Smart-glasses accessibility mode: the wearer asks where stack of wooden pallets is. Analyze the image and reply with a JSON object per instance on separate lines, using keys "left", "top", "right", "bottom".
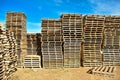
{"left": 4, "top": 29, "right": 17, "bottom": 77}
{"left": 61, "top": 14, "right": 83, "bottom": 68}
{"left": 83, "top": 15, "right": 105, "bottom": 67}
{"left": 41, "top": 19, "right": 63, "bottom": 68}
{"left": 0, "top": 28, "right": 17, "bottom": 80}
{"left": 27, "top": 33, "right": 41, "bottom": 55}
{"left": 103, "top": 16, "right": 120, "bottom": 66}
{"left": 0, "top": 57, "right": 4, "bottom": 80}
{"left": 0, "top": 29, "right": 5, "bottom": 80}
{"left": 23, "top": 33, "right": 41, "bottom": 68}
{"left": 6, "top": 12, "right": 27, "bottom": 67}
{"left": 23, "top": 55, "right": 41, "bottom": 68}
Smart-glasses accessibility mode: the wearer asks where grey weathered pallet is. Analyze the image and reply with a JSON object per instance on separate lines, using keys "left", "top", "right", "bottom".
{"left": 83, "top": 15, "right": 105, "bottom": 67}
{"left": 92, "top": 66, "right": 116, "bottom": 78}
{"left": 103, "top": 25, "right": 120, "bottom": 66}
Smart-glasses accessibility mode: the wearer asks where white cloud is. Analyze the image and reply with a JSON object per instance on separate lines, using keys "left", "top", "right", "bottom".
{"left": 27, "top": 22, "right": 41, "bottom": 33}
{"left": 53, "top": 0, "right": 63, "bottom": 6}
{"left": 89, "top": 0, "right": 120, "bottom": 15}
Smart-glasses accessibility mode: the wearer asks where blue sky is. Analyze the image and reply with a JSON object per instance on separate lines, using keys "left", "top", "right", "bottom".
{"left": 0, "top": 0, "right": 120, "bottom": 33}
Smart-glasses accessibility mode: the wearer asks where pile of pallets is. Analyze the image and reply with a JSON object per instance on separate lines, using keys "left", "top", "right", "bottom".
{"left": 83, "top": 15, "right": 105, "bottom": 67}
{"left": 92, "top": 66, "right": 116, "bottom": 78}
{"left": 103, "top": 16, "right": 120, "bottom": 66}
{"left": 0, "top": 29, "right": 5, "bottom": 80}
{"left": 41, "top": 19, "right": 63, "bottom": 68}
{"left": 0, "top": 28, "right": 17, "bottom": 80}
{"left": 27, "top": 33, "right": 41, "bottom": 55}
{"left": 4, "top": 29, "right": 17, "bottom": 77}
{"left": 6, "top": 12, "right": 27, "bottom": 67}
{"left": 0, "top": 57, "right": 4, "bottom": 80}
{"left": 61, "top": 14, "right": 82, "bottom": 68}
{"left": 23, "top": 55, "right": 41, "bottom": 68}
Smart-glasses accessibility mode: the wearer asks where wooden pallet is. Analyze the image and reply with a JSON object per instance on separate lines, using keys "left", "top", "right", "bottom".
{"left": 42, "top": 54, "right": 63, "bottom": 68}
{"left": 0, "top": 58, "right": 4, "bottom": 80}
{"left": 103, "top": 62, "right": 120, "bottom": 66}
{"left": 23, "top": 55, "right": 41, "bottom": 68}
{"left": 92, "top": 66, "right": 116, "bottom": 78}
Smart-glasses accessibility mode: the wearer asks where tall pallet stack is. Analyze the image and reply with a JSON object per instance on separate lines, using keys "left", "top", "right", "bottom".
{"left": 61, "top": 14, "right": 82, "bottom": 68}
{"left": 103, "top": 16, "right": 120, "bottom": 66}
{"left": 6, "top": 12, "right": 27, "bottom": 67}
{"left": 41, "top": 19, "right": 63, "bottom": 68}
{"left": 4, "top": 29, "right": 17, "bottom": 77}
{"left": 0, "top": 28, "right": 17, "bottom": 80}
{"left": 27, "top": 33, "right": 41, "bottom": 55}
{"left": 83, "top": 15, "right": 105, "bottom": 67}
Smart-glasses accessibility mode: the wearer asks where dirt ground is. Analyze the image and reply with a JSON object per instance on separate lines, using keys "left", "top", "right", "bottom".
{"left": 9, "top": 67, "right": 120, "bottom": 80}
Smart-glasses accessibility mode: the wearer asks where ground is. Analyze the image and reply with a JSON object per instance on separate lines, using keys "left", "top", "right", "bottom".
{"left": 9, "top": 67, "right": 120, "bottom": 80}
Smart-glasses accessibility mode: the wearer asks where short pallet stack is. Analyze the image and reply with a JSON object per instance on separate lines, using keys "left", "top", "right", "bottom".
{"left": 61, "top": 14, "right": 83, "bottom": 68}
{"left": 41, "top": 19, "right": 63, "bottom": 68}
{"left": 27, "top": 33, "right": 41, "bottom": 55}
{"left": 23, "top": 55, "right": 41, "bottom": 68}
{"left": 0, "top": 28, "right": 17, "bottom": 80}
{"left": 83, "top": 15, "right": 105, "bottom": 67}
{"left": 103, "top": 16, "right": 120, "bottom": 66}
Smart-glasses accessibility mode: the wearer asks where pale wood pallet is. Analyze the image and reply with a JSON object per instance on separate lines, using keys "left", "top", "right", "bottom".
{"left": 23, "top": 55, "right": 41, "bottom": 68}
{"left": 92, "top": 66, "right": 116, "bottom": 78}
